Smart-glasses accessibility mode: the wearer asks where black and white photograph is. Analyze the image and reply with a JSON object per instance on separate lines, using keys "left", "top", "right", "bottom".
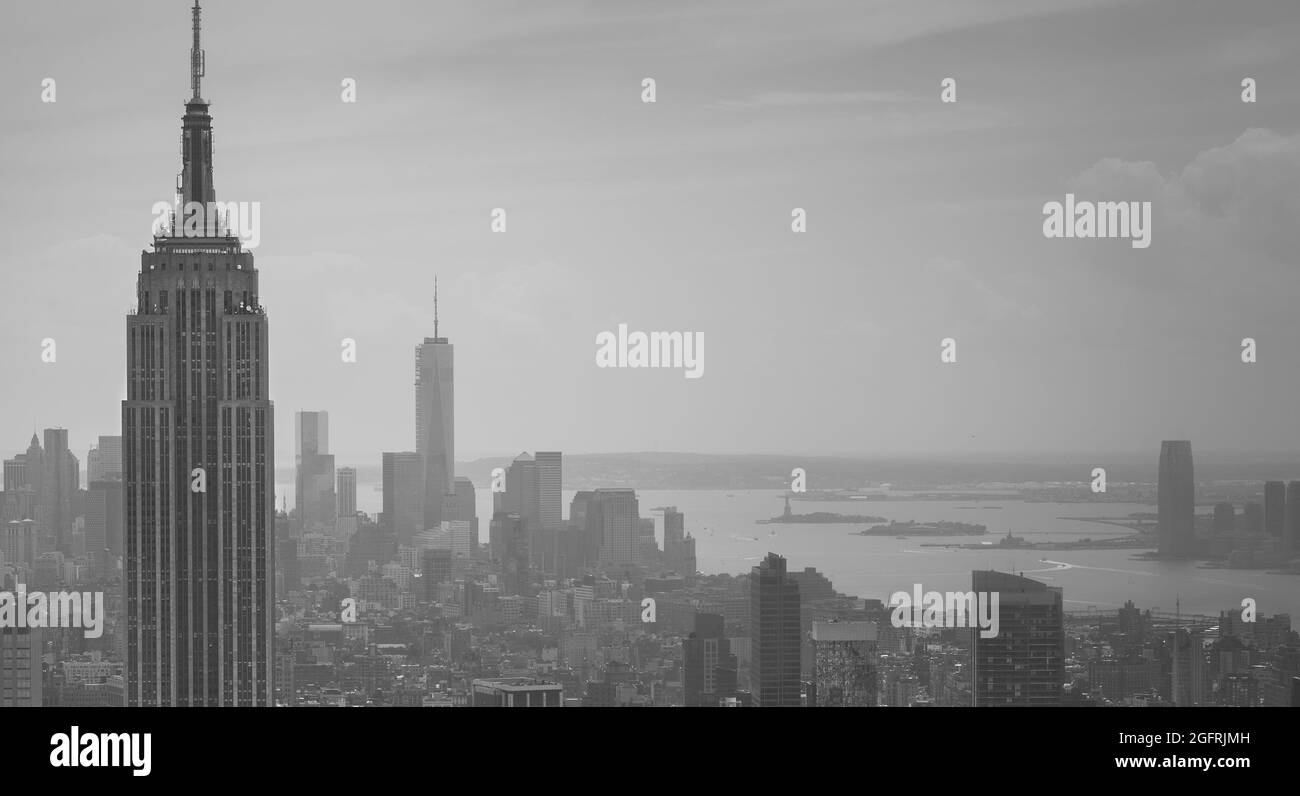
{"left": 0, "top": 0, "right": 1297, "bottom": 782}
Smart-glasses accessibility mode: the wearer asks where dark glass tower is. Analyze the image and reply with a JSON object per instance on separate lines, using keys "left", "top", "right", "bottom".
{"left": 972, "top": 570, "right": 1064, "bottom": 706}
{"left": 1157, "top": 440, "right": 1194, "bottom": 557}
{"left": 123, "top": 1, "right": 274, "bottom": 706}
{"left": 750, "top": 552, "right": 802, "bottom": 706}
{"left": 1286, "top": 481, "right": 1300, "bottom": 552}
{"left": 1263, "top": 481, "right": 1285, "bottom": 539}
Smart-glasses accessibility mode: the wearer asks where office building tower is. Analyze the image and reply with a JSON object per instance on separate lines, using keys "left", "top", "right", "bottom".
{"left": 592, "top": 489, "right": 639, "bottom": 567}
{"left": 123, "top": 2, "right": 275, "bottom": 705}
{"left": 3, "top": 449, "right": 31, "bottom": 492}
{"left": 294, "top": 411, "right": 335, "bottom": 534}
{"left": 664, "top": 507, "right": 684, "bottom": 566}
{"left": 412, "top": 523, "right": 468, "bottom": 559}
{"left": 1170, "top": 627, "right": 1207, "bottom": 706}
{"left": 451, "top": 477, "right": 476, "bottom": 521}
{"left": 492, "top": 512, "right": 528, "bottom": 595}
{"left": 811, "top": 621, "right": 878, "bottom": 707}
{"left": 684, "top": 612, "right": 738, "bottom": 707}
{"left": 751, "top": 552, "right": 802, "bottom": 707}
{"left": 87, "top": 436, "right": 123, "bottom": 483}
{"left": 534, "top": 452, "right": 562, "bottom": 530}
{"left": 1157, "top": 441, "right": 1194, "bottom": 557}
{"left": 382, "top": 452, "right": 424, "bottom": 543}
{"left": 334, "top": 467, "right": 358, "bottom": 540}
{"left": 85, "top": 480, "right": 125, "bottom": 571}
{"left": 39, "top": 428, "right": 77, "bottom": 555}
{"left": 971, "top": 570, "right": 1064, "bottom": 706}
{"left": 635, "top": 517, "right": 657, "bottom": 564}
{"left": 790, "top": 567, "right": 837, "bottom": 602}
{"left": 569, "top": 490, "right": 600, "bottom": 567}
{"left": 1263, "top": 481, "right": 1286, "bottom": 539}
{"left": 337, "top": 466, "right": 357, "bottom": 517}
{"left": 347, "top": 521, "right": 398, "bottom": 577}
{"left": 1286, "top": 482, "right": 1300, "bottom": 552}
{"left": 422, "top": 548, "right": 453, "bottom": 595}
{"left": 0, "top": 626, "right": 43, "bottom": 707}
{"left": 663, "top": 507, "right": 698, "bottom": 576}
{"left": 1, "top": 520, "right": 35, "bottom": 571}
{"left": 680, "top": 532, "right": 697, "bottom": 576}
{"left": 415, "top": 278, "right": 454, "bottom": 528}
{"left": 505, "top": 452, "right": 540, "bottom": 529}
{"left": 3, "top": 437, "right": 42, "bottom": 526}
{"left": 1213, "top": 502, "right": 1235, "bottom": 534}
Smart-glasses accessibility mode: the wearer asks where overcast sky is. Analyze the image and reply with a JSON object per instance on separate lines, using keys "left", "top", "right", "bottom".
{"left": 2, "top": 0, "right": 1299, "bottom": 468}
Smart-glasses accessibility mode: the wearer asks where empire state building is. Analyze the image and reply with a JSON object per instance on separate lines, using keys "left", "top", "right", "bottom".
{"left": 123, "top": 1, "right": 274, "bottom": 706}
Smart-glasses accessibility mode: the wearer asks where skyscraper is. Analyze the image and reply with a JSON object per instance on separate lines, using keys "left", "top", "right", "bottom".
{"left": 450, "top": 476, "right": 477, "bottom": 533}
{"left": 534, "top": 451, "right": 562, "bottom": 530}
{"left": 85, "top": 479, "right": 124, "bottom": 572}
{"left": 493, "top": 512, "right": 528, "bottom": 595}
{"left": 294, "top": 411, "right": 335, "bottom": 534}
{"left": 750, "top": 552, "right": 802, "bottom": 707}
{"left": 87, "top": 435, "right": 123, "bottom": 483}
{"left": 337, "top": 466, "right": 357, "bottom": 518}
{"left": 663, "top": 507, "right": 698, "bottom": 576}
{"left": 0, "top": 626, "right": 42, "bottom": 707}
{"left": 3, "top": 435, "right": 41, "bottom": 525}
{"left": 971, "top": 570, "right": 1064, "bottom": 706}
{"left": 505, "top": 452, "right": 540, "bottom": 529}
{"left": 382, "top": 452, "right": 424, "bottom": 543}
{"left": 123, "top": 2, "right": 274, "bottom": 706}
{"left": 811, "top": 620, "right": 878, "bottom": 707}
{"left": 39, "top": 428, "right": 77, "bottom": 555}
{"left": 1263, "top": 481, "right": 1285, "bottom": 539}
{"left": 592, "top": 488, "right": 639, "bottom": 567}
{"left": 1285, "top": 482, "right": 1300, "bottom": 552}
{"left": 684, "top": 612, "right": 738, "bottom": 707}
{"left": 1157, "top": 440, "right": 1194, "bottom": 557}
{"left": 416, "top": 278, "right": 454, "bottom": 528}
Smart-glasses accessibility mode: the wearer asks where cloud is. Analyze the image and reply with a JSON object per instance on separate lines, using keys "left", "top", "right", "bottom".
{"left": 1070, "top": 128, "right": 1300, "bottom": 269}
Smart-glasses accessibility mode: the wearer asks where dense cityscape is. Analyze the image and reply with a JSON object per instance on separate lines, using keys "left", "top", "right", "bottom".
{"left": 1, "top": 3, "right": 1297, "bottom": 723}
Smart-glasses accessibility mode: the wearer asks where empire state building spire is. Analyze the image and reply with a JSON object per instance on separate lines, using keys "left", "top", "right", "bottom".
{"left": 190, "top": 0, "right": 205, "bottom": 101}
{"left": 179, "top": 0, "right": 216, "bottom": 223}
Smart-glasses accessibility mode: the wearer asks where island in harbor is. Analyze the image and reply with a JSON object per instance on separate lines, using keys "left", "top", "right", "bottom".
{"left": 757, "top": 496, "right": 887, "bottom": 525}
{"left": 854, "top": 519, "right": 988, "bottom": 537}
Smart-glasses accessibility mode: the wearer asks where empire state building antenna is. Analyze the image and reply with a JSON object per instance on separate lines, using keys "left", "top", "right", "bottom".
{"left": 190, "top": 1, "right": 205, "bottom": 101}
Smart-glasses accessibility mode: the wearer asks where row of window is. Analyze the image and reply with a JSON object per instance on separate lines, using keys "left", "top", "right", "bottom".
{"left": 147, "top": 261, "right": 244, "bottom": 271}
